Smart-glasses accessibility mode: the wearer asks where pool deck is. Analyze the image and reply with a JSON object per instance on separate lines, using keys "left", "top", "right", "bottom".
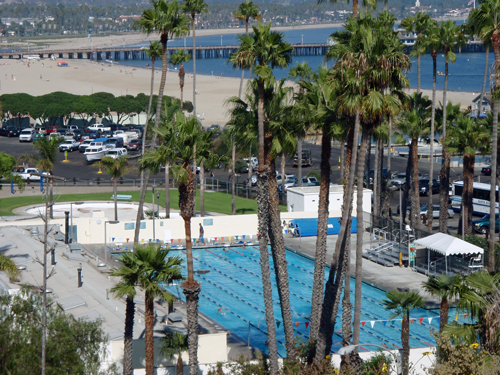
{"left": 284, "top": 231, "right": 438, "bottom": 304}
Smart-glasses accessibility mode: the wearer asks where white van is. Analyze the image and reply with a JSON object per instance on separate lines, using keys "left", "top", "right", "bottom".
{"left": 19, "top": 128, "right": 35, "bottom": 142}
{"left": 106, "top": 148, "right": 128, "bottom": 159}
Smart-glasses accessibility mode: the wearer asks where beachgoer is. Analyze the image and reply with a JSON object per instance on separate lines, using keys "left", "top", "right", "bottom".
{"left": 199, "top": 223, "right": 204, "bottom": 240}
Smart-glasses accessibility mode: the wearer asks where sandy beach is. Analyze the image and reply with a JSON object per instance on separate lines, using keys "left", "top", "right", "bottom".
{"left": 0, "top": 54, "right": 477, "bottom": 127}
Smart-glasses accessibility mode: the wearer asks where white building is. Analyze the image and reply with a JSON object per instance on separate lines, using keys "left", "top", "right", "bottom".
{"left": 286, "top": 184, "right": 372, "bottom": 214}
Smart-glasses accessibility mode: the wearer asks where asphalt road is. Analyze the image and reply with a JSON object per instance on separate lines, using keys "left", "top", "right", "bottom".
{"left": 0, "top": 135, "right": 492, "bottom": 235}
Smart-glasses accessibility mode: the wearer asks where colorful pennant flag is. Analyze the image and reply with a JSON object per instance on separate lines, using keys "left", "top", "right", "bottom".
{"left": 370, "top": 321, "right": 375, "bottom": 328}
{"left": 419, "top": 318, "right": 424, "bottom": 324}
{"left": 362, "top": 321, "right": 366, "bottom": 327}
{"left": 305, "top": 322, "right": 309, "bottom": 329}
{"left": 410, "top": 318, "right": 415, "bottom": 324}
{"left": 277, "top": 321, "right": 281, "bottom": 328}
{"left": 295, "top": 322, "right": 299, "bottom": 328}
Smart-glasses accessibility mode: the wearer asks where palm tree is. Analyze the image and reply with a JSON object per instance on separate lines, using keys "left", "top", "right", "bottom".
{"left": 229, "top": 22, "right": 292, "bottom": 372}
{"left": 401, "top": 12, "right": 432, "bottom": 94}
{"left": 234, "top": 0, "right": 261, "bottom": 98}
{"left": 470, "top": 0, "right": 500, "bottom": 271}
{"left": 170, "top": 49, "right": 191, "bottom": 109}
{"left": 382, "top": 291, "right": 424, "bottom": 375}
{"left": 33, "top": 136, "right": 62, "bottom": 219}
{"left": 110, "top": 252, "right": 140, "bottom": 375}
{"left": 160, "top": 330, "right": 189, "bottom": 375}
{"left": 143, "top": 40, "right": 162, "bottom": 150}
{"left": 134, "top": 0, "right": 190, "bottom": 244}
{"left": 447, "top": 115, "right": 490, "bottom": 235}
{"left": 395, "top": 93, "right": 432, "bottom": 229}
{"left": 133, "top": 244, "right": 183, "bottom": 375}
{"left": 227, "top": 77, "right": 298, "bottom": 358}
{"left": 153, "top": 112, "right": 217, "bottom": 375}
{"left": 444, "top": 271, "right": 500, "bottom": 353}
{"left": 422, "top": 274, "right": 461, "bottom": 332}
{"left": 97, "top": 156, "right": 130, "bottom": 221}
{"left": 289, "top": 62, "right": 313, "bottom": 188}
{"left": 183, "top": 0, "right": 207, "bottom": 116}
{"left": 316, "top": 12, "right": 410, "bottom": 360}
{"left": 438, "top": 20, "right": 464, "bottom": 232}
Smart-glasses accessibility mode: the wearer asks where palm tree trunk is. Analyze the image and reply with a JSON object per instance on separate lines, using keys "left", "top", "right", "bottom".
{"left": 192, "top": 16, "right": 197, "bottom": 116}
{"left": 463, "top": 154, "right": 474, "bottom": 235}
{"left": 238, "top": 20, "right": 249, "bottom": 98}
{"left": 140, "top": 59, "right": 155, "bottom": 191}
{"left": 134, "top": 172, "right": 149, "bottom": 243}
{"left": 165, "top": 163, "right": 170, "bottom": 218}
{"left": 123, "top": 297, "right": 135, "bottom": 375}
{"left": 248, "top": 146, "right": 253, "bottom": 199}
{"left": 193, "top": 145, "right": 197, "bottom": 217}
{"left": 179, "top": 165, "right": 200, "bottom": 375}
{"left": 492, "top": 34, "right": 500, "bottom": 272}
{"left": 387, "top": 116, "right": 392, "bottom": 173}
{"left": 352, "top": 0, "right": 358, "bottom": 18}
{"left": 402, "top": 316, "right": 410, "bottom": 375}
{"left": 340, "top": 139, "right": 345, "bottom": 183}
{"left": 257, "top": 169, "right": 279, "bottom": 373}
{"left": 177, "top": 355, "right": 184, "bottom": 375}
{"left": 114, "top": 177, "right": 118, "bottom": 221}
{"left": 490, "top": 99, "right": 499, "bottom": 272}
{"left": 417, "top": 53, "right": 421, "bottom": 94}
{"left": 281, "top": 153, "right": 285, "bottom": 195}
{"left": 315, "top": 114, "right": 359, "bottom": 361}
{"left": 439, "top": 56, "right": 450, "bottom": 232}
{"left": 353, "top": 126, "right": 369, "bottom": 346}
{"left": 200, "top": 162, "right": 205, "bottom": 217}
{"left": 410, "top": 137, "right": 421, "bottom": 229}
{"left": 310, "top": 125, "right": 331, "bottom": 341}
{"left": 267, "top": 158, "right": 295, "bottom": 359}
{"left": 477, "top": 45, "right": 489, "bottom": 119}
{"left": 298, "top": 139, "right": 303, "bottom": 186}
{"left": 135, "top": 37, "right": 167, "bottom": 243}
{"left": 145, "top": 292, "right": 155, "bottom": 375}
{"left": 439, "top": 297, "right": 449, "bottom": 333}
{"left": 256, "top": 78, "right": 279, "bottom": 373}
{"left": 373, "top": 139, "right": 381, "bottom": 218}
{"left": 402, "top": 146, "right": 412, "bottom": 225}
{"left": 429, "top": 53, "right": 437, "bottom": 231}
{"left": 232, "top": 142, "right": 236, "bottom": 215}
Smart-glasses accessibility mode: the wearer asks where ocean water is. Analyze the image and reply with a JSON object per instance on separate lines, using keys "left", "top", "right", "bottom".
{"left": 118, "top": 26, "right": 493, "bottom": 93}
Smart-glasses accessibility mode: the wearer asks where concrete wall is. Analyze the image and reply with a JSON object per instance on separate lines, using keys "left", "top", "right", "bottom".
{"left": 106, "top": 332, "right": 227, "bottom": 374}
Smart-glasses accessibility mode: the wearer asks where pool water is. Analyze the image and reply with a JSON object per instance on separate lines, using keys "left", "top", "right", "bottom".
{"left": 162, "top": 246, "right": 446, "bottom": 357}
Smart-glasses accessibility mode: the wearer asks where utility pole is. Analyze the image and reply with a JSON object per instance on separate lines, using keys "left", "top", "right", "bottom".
{"left": 31, "top": 172, "right": 65, "bottom": 375}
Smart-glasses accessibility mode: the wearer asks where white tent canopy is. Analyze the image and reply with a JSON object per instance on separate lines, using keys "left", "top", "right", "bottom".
{"left": 414, "top": 233, "right": 483, "bottom": 275}
{"left": 414, "top": 233, "right": 483, "bottom": 256}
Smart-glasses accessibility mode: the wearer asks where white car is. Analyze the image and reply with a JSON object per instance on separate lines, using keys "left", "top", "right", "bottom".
{"left": 79, "top": 139, "right": 93, "bottom": 153}
{"left": 59, "top": 140, "right": 80, "bottom": 152}
{"left": 11, "top": 166, "right": 49, "bottom": 181}
{"left": 19, "top": 128, "right": 35, "bottom": 142}
{"left": 105, "top": 148, "right": 128, "bottom": 159}
{"left": 420, "top": 205, "right": 455, "bottom": 219}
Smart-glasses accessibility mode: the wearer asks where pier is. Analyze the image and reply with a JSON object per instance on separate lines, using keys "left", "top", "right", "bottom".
{"left": 0, "top": 43, "right": 330, "bottom": 61}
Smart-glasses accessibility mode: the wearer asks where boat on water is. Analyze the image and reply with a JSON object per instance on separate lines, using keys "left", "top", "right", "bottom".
{"left": 84, "top": 146, "right": 107, "bottom": 163}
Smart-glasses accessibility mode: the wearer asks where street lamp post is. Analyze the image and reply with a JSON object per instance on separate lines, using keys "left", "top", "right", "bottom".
{"left": 104, "top": 220, "right": 119, "bottom": 263}
{"left": 70, "top": 201, "right": 84, "bottom": 243}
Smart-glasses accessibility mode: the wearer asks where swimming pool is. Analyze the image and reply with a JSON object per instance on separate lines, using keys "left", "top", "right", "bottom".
{"left": 162, "top": 246, "right": 444, "bottom": 357}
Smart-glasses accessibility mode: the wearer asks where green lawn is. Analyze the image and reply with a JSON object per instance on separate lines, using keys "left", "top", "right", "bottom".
{"left": 0, "top": 189, "right": 286, "bottom": 216}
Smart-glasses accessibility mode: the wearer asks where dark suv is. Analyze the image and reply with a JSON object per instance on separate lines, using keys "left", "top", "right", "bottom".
{"left": 0, "top": 126, "right": 20, "bottom": 137}
{"left": 418, "top": 178, "right": 439, "bottom": 196}
{"left": 127, "top": 139, "right": 143, "bottom": 151}
{"left": 473, "top": 214, "right": 500, "bottom": 234}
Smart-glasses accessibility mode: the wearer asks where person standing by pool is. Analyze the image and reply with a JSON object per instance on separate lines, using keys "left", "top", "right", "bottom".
{"left": 199, "top": 223, "right": 204, "bottom": 243}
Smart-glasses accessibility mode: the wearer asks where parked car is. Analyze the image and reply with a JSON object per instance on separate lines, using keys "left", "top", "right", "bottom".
{"left": 79, "top": 139, "right": 94, "bottom": 153}
{"left": 418, "top": 178, "right": 439, "bottom": 196}
{"left": 127, "top": 138, "right": 143, "bottom": 151}
{"left": 33, "top": 133, "right": 45, "bottom": 141}
{"left": 473, "top": 214, "right": 500, "bottom": 234}
{"left": 105, "top": 148, "right": 128, "bottom": 159}
{"left": 11, "top": 166, "right": 49, "bottom": 181}
{"left": 207, "top": 124, "right": 220, "bottom": 132}
{"left": 0, "top": 126, "right": 20, "bottom": 137}
{"left": 419, "top": 205, "right": 454, "bottom": 219}
{"left": 19, "top": 128, "right": 35, "bottom": 142}
{"left": 59, "top": 139, "right": 80, "bottom": 152}
{"left": 45, "top": 126, "right": 59, "bottom": 135}
{"left": 107, "top": 137, "right": 125, "bottom": 149}
{"left": 100, "top": 130, "right": 113, "bottom": 138}
{"left": 390, "top": 172, "right": 423, "bottom": 190}
{"left": 35, "top": 126, "right": 47, "bottom": 135}
{"left": 245, "top": 174, "right": 258, "bottom": 186}
{"left": 276, "top": 174, "right": 295, "bottom": 184}
{"left": 49, "top": 132, "right": 63, "bottom": 141}
{"left": 481, "top": 165, "right": 492, "bottom": 176}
